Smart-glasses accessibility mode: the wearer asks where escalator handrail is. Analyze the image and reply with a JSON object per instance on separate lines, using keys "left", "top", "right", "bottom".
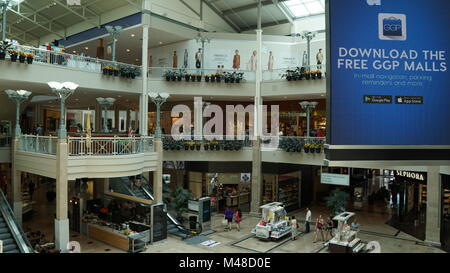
{"left": 139, "top": 183, "right": 186, "bottom": 233}
{"left": 0, "top": 189, "right": 32, "bottom": 253}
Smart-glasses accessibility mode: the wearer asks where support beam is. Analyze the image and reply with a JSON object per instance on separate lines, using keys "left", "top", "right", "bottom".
{"left": 7, "top": 7, "right": 64, "bottom": 38}
{"left": 179, "top": 0, "right": 200, "bottom": 18}
{"left": 203, "top": 0, "right": 241, "bottom": 33}
{"left": 425, "top": 166, "right": 442, "bottom": 246}
{"left": 273, "top": 0, "right": 293, "bottom": 24}
{"left": 222, "top": 0, "right": 288, "bottom": 16}
{"left": 52, "top": 0, "right": 100, "bottom": 28}
{"left": 240, "top": 19, "right": 290, "bottom": 32}
{"left": 55, "top": 139, "right": 69, "bottom": 252}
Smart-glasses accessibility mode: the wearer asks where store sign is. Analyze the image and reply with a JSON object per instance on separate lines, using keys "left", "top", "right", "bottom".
{"left": 321, "top": 173, "right": 350, "bottom": 186}
{"left": 394, "top": 170, "right": 426, "bottom": 181}
{"left": 328, "top": 0, "right": 450, "bottom": 146}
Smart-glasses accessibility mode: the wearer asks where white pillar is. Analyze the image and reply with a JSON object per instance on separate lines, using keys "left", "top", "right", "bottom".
{"left": 55, "top": 139, "right": 69, "bottom": 252}
{"left": 194, "top": 97, "right": 203, "bottom": 139}
{"left": 140, "top": 0, "right": 151, "bottom": 136}
{"left": 425, "top": 166, "right": 442, "bottom": 246}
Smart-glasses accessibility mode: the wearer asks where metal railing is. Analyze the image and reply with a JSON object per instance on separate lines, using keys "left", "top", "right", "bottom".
{"left": 7, "top": 44, "right": 141, "bottom": 76}
{"left": 162, "top": 134, "right": 253, "bottom": 151}
{"left": 263, "top": 64, "right": 327, "bottom": 82}
{"left": 68, "top": 136, "right": 154, "bottom": 156}
{"left": 0, "top": 135, "right": 11, "bottom": 148}
{"left": 274, "top": 136, "right": 326, "bottom": 153}
{"left": 18, "top": 135, "right": 58, "bottom": 155}
{"left": 149, "top": 67, "right": 256, "bottom": 82}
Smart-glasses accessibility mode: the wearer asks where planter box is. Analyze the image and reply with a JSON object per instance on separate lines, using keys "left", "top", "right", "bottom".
{"left": 0, "top": 52, "right": 5, "bottom": 60}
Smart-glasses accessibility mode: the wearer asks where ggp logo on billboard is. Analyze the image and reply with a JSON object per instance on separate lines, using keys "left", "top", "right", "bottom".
{"left": 378, "top": 13, "right": 407, "bottom": 41}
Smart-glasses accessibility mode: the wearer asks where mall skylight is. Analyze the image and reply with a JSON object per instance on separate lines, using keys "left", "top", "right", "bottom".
{"left": 283, "top": 0, "right": 325, "bottom": 18}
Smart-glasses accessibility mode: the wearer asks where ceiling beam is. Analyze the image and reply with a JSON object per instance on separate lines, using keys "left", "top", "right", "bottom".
{"left": 203, "top": 0, "right": 241, "bottom": 33}
{"left": 222, "top": 0, "right": 288, "bottom": 16}
{"left": 240, "top": 19, "right": 290, "bottom": 32}
{"left": 273, "top": 0, "right": 293, "bottom": 24}
{"left": 7, "top": 7, "right": 65, "bottom": 38}
{"left": 179, "top": 0, "right": 200, "bottom": 18}
{"left": 52, "top": 0, "right": 100, "bottom": 28}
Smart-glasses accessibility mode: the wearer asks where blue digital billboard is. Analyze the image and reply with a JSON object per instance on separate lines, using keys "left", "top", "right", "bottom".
{"left": 328, "top": 0, "right": 450, "bottom": 146}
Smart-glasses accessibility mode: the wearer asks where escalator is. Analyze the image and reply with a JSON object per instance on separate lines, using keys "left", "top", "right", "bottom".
{"left": 0, "top": 190, "right": 33, "bottom": 253}
{"left": 109, "top": 177, "right": 189, "bottom": 239}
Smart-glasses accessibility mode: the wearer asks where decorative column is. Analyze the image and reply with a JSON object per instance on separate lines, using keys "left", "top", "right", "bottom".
{"left": 96, "top": 97, "right": 116, "bottom": 133}
{"left": 47, "top": 82, "right": 78, "bottom": 139}
{"left": 149, "top": 92, "right": 170, "bottom": 203}
{"left": 250, "top": 0, "right": 263, "bottom": 215}
{"left": 4, "top": 89, "right": 32, "bottom": 224}
{"left": 300, "top": 101, "right": 318, "bottom": 137}
{"left": 140, "top": 0, "right": 151, "bottom": 136}
{"left": 105, "top": 25, "right": 123, "bottom": 62}
{"left": 425, "top": 166, "right": 442, "bottom": 246}
{"left": 47, "top": 82, "right": 77, "bottom": 253}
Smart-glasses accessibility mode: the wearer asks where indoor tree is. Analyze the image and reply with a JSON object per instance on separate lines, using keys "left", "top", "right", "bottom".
{"left": 170, "top": 186, "right": 194, "bottom": 222}
{"left": 325, "top": 188, "right": 350, "bottom": 216}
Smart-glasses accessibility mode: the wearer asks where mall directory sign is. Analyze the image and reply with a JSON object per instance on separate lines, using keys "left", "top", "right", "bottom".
{"left": 326, "top": 0, "right": 450, "bottom": 161}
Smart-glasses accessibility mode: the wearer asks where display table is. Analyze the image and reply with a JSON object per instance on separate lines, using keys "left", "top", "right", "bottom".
{"left": 87, "top": 223, "right": 130, "bottom": 251}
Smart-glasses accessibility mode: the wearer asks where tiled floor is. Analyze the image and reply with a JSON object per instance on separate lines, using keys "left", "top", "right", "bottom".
{"left": 21, "top": 186, "right": 446, "bottom": 253}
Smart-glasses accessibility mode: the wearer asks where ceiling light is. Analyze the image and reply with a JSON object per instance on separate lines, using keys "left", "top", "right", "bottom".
{"left": 159, "top": 41, "right": 163, "bottom": 45}
{"left": 131, "top": 34, "right": 135, "bottom": 37}
{"left": 85, "top": 47, "right": 89, "bottom": 50}
{"left": 126, "top": 49, "right": 131, "bottom": 53}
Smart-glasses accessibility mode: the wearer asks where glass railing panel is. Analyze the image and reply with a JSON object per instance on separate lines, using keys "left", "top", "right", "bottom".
{"left": 0, "top": 135, "right": 11, "bottom": 148}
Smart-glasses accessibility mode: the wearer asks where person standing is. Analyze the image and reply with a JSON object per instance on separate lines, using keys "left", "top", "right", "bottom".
{"left": 36, "top": 124, "right": 44, "bottom": 136}
{"left": 290, "top": 216, "right": 298, "bottom": 241}
{"left": 224, "top": 207, "right": 233, "bottom": 231}
{"left": 305, "top": 207, "right": 312, "bottom": 233}
{"left": 234, "top": 208, "right": 242, "bottom": 231}
{"left": 326, "top": 216, "right": 334, "bottom": 241}
{"left": 313, "top": 215, "right": 325, "bottom": 243}
{"left": 316, "top": 49, "right": 324, "bottom": 70}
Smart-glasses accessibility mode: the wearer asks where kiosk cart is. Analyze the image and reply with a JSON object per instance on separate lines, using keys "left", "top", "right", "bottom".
{"left": 251, "top": 202, "right": 291, "bottom": 240}
{"left": 328, "top": 212, "right": 366, "bottom": 253}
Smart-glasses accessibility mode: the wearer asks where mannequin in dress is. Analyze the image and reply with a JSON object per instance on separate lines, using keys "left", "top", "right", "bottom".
{"left": 302, "top": 50, "right": 308, "bottom": 67}
{"left": 195, "top": 48, "right": 202, "bottom": 69}
{"left": 172, "top": 51, "right": 178, "bottom": 68}
{"left": 268, "top": 51, "right": 274, "bottom": 71}
{"left": 248, "top": 50, "right": 257, "bottom": 71}
{"left": 233, "top": 50, "right": 241, "bottom": 70}
{"left": 183, "top": 49, "right": 188, "bottom": 68}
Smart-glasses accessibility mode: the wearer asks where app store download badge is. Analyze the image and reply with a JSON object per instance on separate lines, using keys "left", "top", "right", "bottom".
{"left": 379, "top": 13, "right": 407, "bottom": 41}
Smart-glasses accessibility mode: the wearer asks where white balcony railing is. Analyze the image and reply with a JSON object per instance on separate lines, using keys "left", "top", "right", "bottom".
{"left": 0, "top": 135, "right": 11, "bottom": 148}
{"left": 263, "top": 64, "right": 327, "bottom": 82}
{"left": 8, "top": 44, "right": 141, "bottom": 76}
{"left": 18, "top": 135, "right": 58, "bottom": 155}
{"left": 68, "top": 136, "right": 154, "bottom": 156}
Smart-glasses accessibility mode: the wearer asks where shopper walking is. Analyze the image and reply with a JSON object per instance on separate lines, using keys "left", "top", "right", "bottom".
{"left": 234, "top": 208, "right": 242, "bottom": 231}
{"left": 290, "top": 216, "right": 298, "bottom": 241}
{"left": 313, "top": 215, "right": 325, "bottom": 243}
{"left": 224, "top": 207, "right": 233, "bottom": 231}
{"left": 326, "top": 216, "right": 334, "bottom": 241}
{"left": 305, "top": 208, "right": 312, "bottom": 233}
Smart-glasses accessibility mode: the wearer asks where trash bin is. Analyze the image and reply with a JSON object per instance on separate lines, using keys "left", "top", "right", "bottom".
{"left": 189, "top": 216, "right": 197, "bottom": 230}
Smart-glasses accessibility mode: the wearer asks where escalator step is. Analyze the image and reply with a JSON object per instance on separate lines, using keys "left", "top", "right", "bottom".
{"left": 5, "top": 249, "right": 20, "bottom": 254}
{"left": 0, "top": 228, "right": 9, "bottom": 233}
{"left": 0, "top": 233, "right": 13, "bottom": 240}
{"left": 3, "top": 244, "right": 18, "bottom": 252}
{"left": 3, "top": 238, "right": 14, "bottom": 245}
{"left": 0, "top": 222, "right": 6, "bottom": 228}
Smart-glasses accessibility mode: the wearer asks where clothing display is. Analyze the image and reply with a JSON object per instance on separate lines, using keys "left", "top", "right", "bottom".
{"left": 302, "top": 51, "right": 308, "bottom": 66}
{"left": 247, "top": 51, "right": 257, "bottom": 71}
{"left": 195, "top": 50, "right": 202, "bottom": 69}
{"left": 316, "top": 51, "right": 324, "bottom": 69}
{"left": 172, "top": 52, "right": 178, "bottom": 68}
{"left": 183, "top": 49, "right": 188, "bottom": 68}
{"left": 268, "top": 52, "right": 274, "bottom": 71}
{"left": 233, "top": 52, "right": 240, "bottom": 69}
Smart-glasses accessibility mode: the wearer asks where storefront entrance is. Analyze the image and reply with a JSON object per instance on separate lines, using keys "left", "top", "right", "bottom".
{"left": 442, "top": 174, "right": 450, "bottom": 251}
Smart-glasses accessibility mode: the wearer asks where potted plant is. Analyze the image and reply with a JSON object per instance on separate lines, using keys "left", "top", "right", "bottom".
{"left": 282, "top": 69, "right": 295, "bottom": 81}
{"left": 215, "top": 74, "right": 221, "bottom": 83}
{"left": 196, "top": 74, "right": 202, "bottom": 82}
{"left": 0, "top": 40, "right": 12, "bottom": 60}
{"left": 311, "top": 70, "right": 317, "bottom": 80}
{"left": 305, "top": 71, "right": 311, "bottom": 80}
{"left": 170, "top": 187, "right": 194, "bottom": 222}
{"left": 19, "top": 52, "right": 27, "bottom": 63}
{"left": 235, "top": 72, "right": 244, "bottom": 83}
{"left": 26, "top": 53, "right": 34, "bottom": 64}
{"left": 325, "top": 189, "right": 350, "bottom": 217}
{"left": 205, "top": 75, "right": 210, "bottom": 82}
{"left": 304, "top": 143, "right": 311, "bottom": 153}
{"left": 185, "top": 73, "right": 191, "bottom": 81}
{"left": 190, "top": 74, "right": 196, "bottom": 82}
{"left": 315, "top": 144, "right": 323, "bottom": 153}
{"left": 183, "top": 141, "right": 190, "bottom": 150}
{"left": 8, "top": 50, "right": 18, "bottom": 62}
{"left": 316, "top": 70, "right": 322, "bottom": 79}
{"left": 113, "top": 67, "right": 120, "bottom": 76}
{"left": 204, "top": 142, "right": 210, "bottom": 150}
{"left": 162, "top": 70, "right": 173, "bottom": 81}
{"left": 195, "top": 141, "right": 201, "bottom": 151}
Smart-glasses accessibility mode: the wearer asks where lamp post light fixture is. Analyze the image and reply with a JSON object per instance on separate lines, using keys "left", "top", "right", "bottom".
{"left": 195, "top": 32, "right": 211, "bottom": 76}
{"left": 301, "top": 31, "right": 316, "bottom": 70}
{"left": 96, "top": 97, "right": 116, "bottom": 133}
{"left": 1, "top": 0, "right": 23, "bottom": 41}
{"left": 47, "top": 82, "right": 79, "bottom": 139}
{"left": 299, "top": 101, "right": 318, "bottom": 138}
{"left": 148, "top": 92, "right": 170, "bottom": 138}
{"left": 105, "top": 25, "right": 123, "bottom": 62}
{"left": 4, "top": 89, "right": 31, "bottom": 137}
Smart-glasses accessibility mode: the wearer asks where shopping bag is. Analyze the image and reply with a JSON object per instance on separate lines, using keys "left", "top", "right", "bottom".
{"left": 222, "top": 219, "right": 228, "bottom": 226}
{"left": 383, "top": 17, "right": 402, "bottom": 37}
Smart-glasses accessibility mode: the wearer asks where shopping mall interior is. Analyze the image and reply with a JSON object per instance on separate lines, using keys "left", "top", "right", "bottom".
{"left": 0, "top": 0, "right": 449, "bottom": 255}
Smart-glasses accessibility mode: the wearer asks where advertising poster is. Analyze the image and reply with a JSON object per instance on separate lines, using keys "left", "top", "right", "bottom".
{"left": 328, "top": 0, "right": 450, "bottom": 146}
{"left": 321, "top": 173, "right": 350, "bottom": 186}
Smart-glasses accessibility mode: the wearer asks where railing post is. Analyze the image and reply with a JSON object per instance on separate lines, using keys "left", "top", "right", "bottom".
{"left": 113, "top": 137, "right": 117, "bottom": 155}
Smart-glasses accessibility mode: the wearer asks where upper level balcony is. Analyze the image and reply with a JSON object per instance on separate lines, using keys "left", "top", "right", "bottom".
{"left": 14, "top": 135, "right": 157, "bottom": 180}
{"left": 0, "top": 135, "right": 12, "bottom": 163}
{"left": 0, "top": 44, "right": 326, "bottom": 99}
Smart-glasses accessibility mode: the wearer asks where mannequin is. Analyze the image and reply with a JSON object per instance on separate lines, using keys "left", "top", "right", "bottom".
{"left": 302, "top": 50, "right": 308, "bottom": 67}
{"left": 195, "top": 48, "right": 202, "bottom": 69}
{"left": 172, "top": 51, "right": 178, "bottom": 68}
{"left": 183, "top": 49, "right": 188, "bottom": 68}
{"left": 233, "top": 49, "right": 241, "bottom": 70}
{"left": 96, "top": 38, "right": 105, "bottom": 59}
{"left": 247, "top": 50, "right": 257, "bottom": 71}
{"left": 268, "top": 51, "right": 274, "bottom": 71}
{"left": 316, "top": 48, "right": 324, "bottom": 70}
